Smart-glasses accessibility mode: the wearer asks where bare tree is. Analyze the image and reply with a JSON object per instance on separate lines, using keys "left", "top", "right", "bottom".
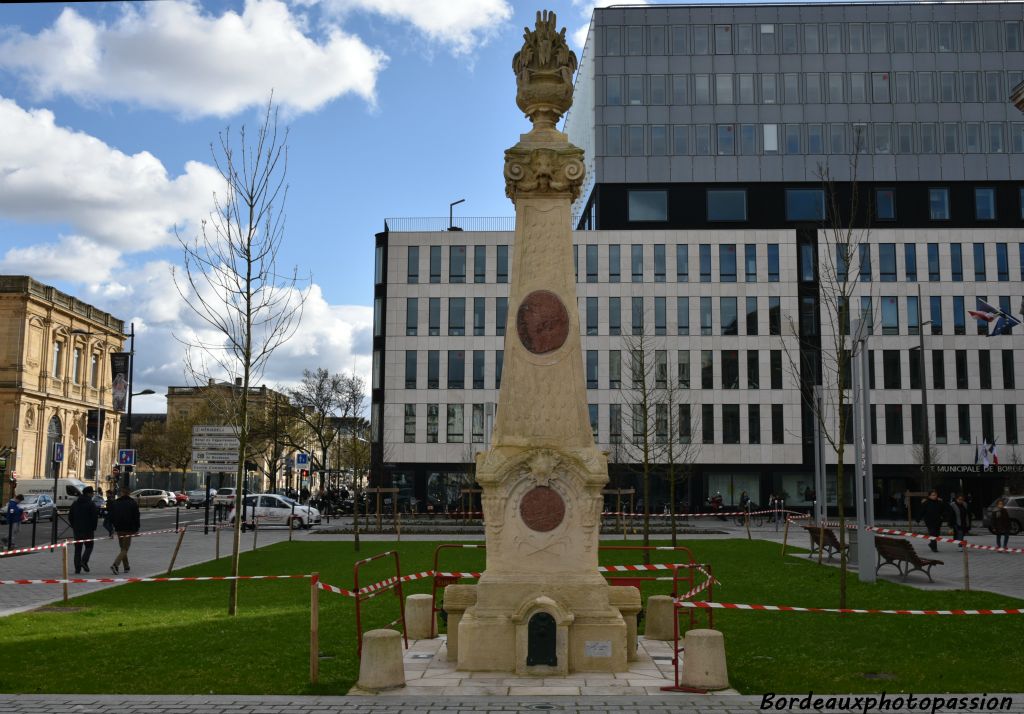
{"left": 137, "top": 404, "right": 216, "bottom": 492}
{"left": 782, "top": 151, "right": 873, "bottom": 608}
{"left": 332, "top": 373, "right": 368, "bottom": 551}
{"left": 619, "top": 329, "right": 660, "bottom": 559}
{"left": 174, "top": 99, "right": 308, "bottom": 615}
{"left": 287, "top": 368, "right": 349, "bottom": 492}
{"left": 660, "top": 365, "right": 701, "bottom": 546}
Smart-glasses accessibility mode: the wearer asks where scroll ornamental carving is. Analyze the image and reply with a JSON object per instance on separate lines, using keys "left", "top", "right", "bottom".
{"left": 504, "top": 146, "right": 585, "bottom": 201}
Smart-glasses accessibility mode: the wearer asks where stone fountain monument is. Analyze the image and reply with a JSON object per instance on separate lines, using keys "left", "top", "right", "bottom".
{"left": 453, "top": 10, "right": 628, "bottom": 675}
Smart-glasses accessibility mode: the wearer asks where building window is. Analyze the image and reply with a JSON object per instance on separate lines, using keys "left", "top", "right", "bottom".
{"left": 655, "top": 350, "right": 668, "bottom": 389}
{"left": 699, "top": 244, "right": 712, "bottom": 282}
{"left": 429, "top": 245, "right": 441, "bottom": 283}
{"left": 609, "top": 244, "right": 620, "bottom": 282}
{"left": 747, "top": 350, "right": 759, "bottom": 389}
{"left": 771, "top": 404, "right": 784, "bottom": 444}
{"left": 719, "top": 244, "right": 737, "bottom": 282}
{"left": 973, "top": 243, "right": 987, "bottom": 282}
{"left": 745, "top": 297, "right": 758, "bottom": 336}
{"left": 427, "top": 351, "right": 439, "bottom": 389}
{"left": 495, "top": 351, "right": 504, "bottom": 388}
{"left": 879, "top": 244, "right": 897, "bottom": 282}
{"left": 473, "top": 245, "right": 486, "bottom": 283}
{"left": 770, "top": 350, "right": 782, "bottom": 389}
{"left": 448, "top": 298, "right": 465, "bottom": 336}
{"left": 927, "top": 243, "right": 940, "bottom": 281}
{"left": 931, "top": 350, "right": 945, "bottom": 390}
{"left": 929, "top": 188, "right": 950, "bottom": 220}
{"left": 631, "top": 404, "right": 644, "bottom": 443}
{"left": 951, "top": 244, "right": 963, "bottom": 282}
{"left": 882, "top": 350, "right": 901, "bottom": 388}
{"left": 610, "top": 404, "right": 622, "bottom": 444}
{"left": 1003, "top": 350, "right": 1016, "bottom": 389}
{"left": 701, "top": 350, "right": 713, "bottom": 389}
{"left": 885, "top": 404, "right": 904, "bottom": 444}
{"left": 407, "top": 246, "right": 419, "bottom": 283}
{"left": 744, "top": 245, "right": 756, "bottom": 282}
{"left": 768, "top": 296, "right": 781, "bottom": 335}
{"left": 449, "top": 246, "right": 466, "bottom": 283}
{"left": 722, "top": 350, "right": 739, "bottom": 389}
{"left": 700, "top": 298, "right": 712, "bottom": 336}
{"left": 446, "top": 404, "right": 464, "bottom": 443}
{"left": 496, "top": 245, "right": 508, "bottom": 283}
{"left": 678, "top": 350, "right": 690, "bottom": 388}
{"left": 471, "top": 404, "right": 485, "bottom": 443}
{"left": 955, "top": 350, "right": 969, "bottom": 388}
{"left": 676, "top": 297, "right": 689, "bottom": 336}
{"left": 609, "top": 297, "right": 621, "bottom": 335}
{"left": 707, "top": 190, "right": 747, "bottom": 224}
{"left": 473, "top": 350, "right": 485, "bottom": 389}
{"left": 722, "top": 405, "right": 740, "bottom": 444}
{"left": 702, "top": 404, "right": 715, "bottom": 444}
{"left": 628, "top": 190, "right": 667, "bottom": 222}
{"left": 496, "top": 297, "right": 507, "bottom": 336}
{"left": 405, "top": 350, "right": 417, "bottom": 389}
{"left": 904, "top": 244, "right": 917, "bottom": 282}
{"left": 881, "top": 297, "right": 899, "bottom": 336}
{"left": 473, "top": 297, "right": 485, "bottom": 336}
{"left": 586, "top": 297, "right": 598, "bottom": 336}
{"left": 609, "top": 350, "right": 621, "bottom": 389}
{"left": 875, "top": 189, "right": 896, "bottom": 221}
{"left": 785, "top": 189, "right": 825, "bottom": 221}
{"left": 589, "top": 404, "right": 600, "bottom": 442}
{"left": 406, "top": 298, "right": 418, "bottom": 336}
{"left": 958, "top": 404, "right": 971, "bottom": 444}
{"left": 979, "top": 350, "right": 992, "bottom": 390}
{"left": 51, "top": 340, "right": 63, "bottom": 378}
{"left": 655, "top": 297, "right": 667, "bottom": 336}
{"left": 586, "top": 350, "right": 598, "bottom": 389}
{"left": 72, "top": 347, "right": 81, "bottom": 384}
{"left": 404, "top": 405, "right": 416, "bottom": 443}
{"left": 654, "top": 244, "right": 666, "bottom": 282}
{"left": 975, "top": 188, "right": 997, "bottom": 221}
{"left": 908, "top": 295, "right": 920, "bottom": 335}
{"left": 676, "top": 245, "right": 688, "bottom": 281}
{"left": 632, "top": 297, "right": 644, "bottom": 335}
{"left": 721, "top": 297, "right": 738, "bottom": 336}
{"left": 767, "top": 244, "right": 779, "bottom": 282}
{"left": 89, "top": 353, "right": 99, "bottom": 388}
{"left": 426, "top": 404, "right": 439, "bottom": 443}
{"left": 631, "top": 244, "right": 644, "bottom": 282}
{"left": 996, "top": 243, "right": 1009, "bottom": 282}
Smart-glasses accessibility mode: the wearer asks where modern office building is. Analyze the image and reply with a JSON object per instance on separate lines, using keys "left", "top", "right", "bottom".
{"left": 371, "top": 1, "right": 1024, "bottom": 515}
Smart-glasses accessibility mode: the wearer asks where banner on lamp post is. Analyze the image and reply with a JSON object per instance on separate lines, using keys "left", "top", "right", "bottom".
{"left": 110, "top": 353, "right": 130, "bottom": 412}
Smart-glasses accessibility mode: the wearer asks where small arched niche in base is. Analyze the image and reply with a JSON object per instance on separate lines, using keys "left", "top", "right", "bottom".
{"left": 513, "top": 596, "right": 573, "bottom": 675}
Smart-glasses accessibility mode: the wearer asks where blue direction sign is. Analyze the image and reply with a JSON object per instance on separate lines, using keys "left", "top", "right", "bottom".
{"left": 296, "top": 453, "right": 309, "bottom": 466}
{"left": 117, "top": 449, "right": 136, "bottom": 466}
{"left": 53, "top": 443, "right": 64, "bottom": 463}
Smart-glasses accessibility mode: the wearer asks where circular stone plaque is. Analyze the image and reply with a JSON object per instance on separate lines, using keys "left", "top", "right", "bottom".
{"left": 516, "top": 290, "right": 569, "bottom": 355}
{"left": 519, "top": 486, "right": 566, "bottom": 532}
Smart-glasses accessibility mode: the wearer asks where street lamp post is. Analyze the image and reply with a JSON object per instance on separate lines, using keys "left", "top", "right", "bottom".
{"left": 122, "top": 323, "right": 155, "bottom": 491}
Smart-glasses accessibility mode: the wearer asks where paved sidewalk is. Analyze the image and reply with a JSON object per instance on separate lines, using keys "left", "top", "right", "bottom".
{"left": 0, "top": 524, "right": 309, "bottom": 616}
{"left": 0, "top": 694, "right": 1020, "bottom": 714}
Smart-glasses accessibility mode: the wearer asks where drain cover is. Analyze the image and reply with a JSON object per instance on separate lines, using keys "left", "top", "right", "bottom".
{"left": 409, "top": 653, "right": 434, "bottom": 659}
{"left": 523, "top": 706, "right": 560, "bottom": 712}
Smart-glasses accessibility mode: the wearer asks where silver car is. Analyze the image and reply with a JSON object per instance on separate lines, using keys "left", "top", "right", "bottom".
{"left": 2, "top": 494, "right": 56, "bottom": 523}
{"left": 130, "top": 489, "right": 175, "bottom": 508}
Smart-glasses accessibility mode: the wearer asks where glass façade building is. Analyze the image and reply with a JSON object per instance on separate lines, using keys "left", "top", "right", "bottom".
{"left": 370, "top": 2, "right": 1024, "bottom": 517}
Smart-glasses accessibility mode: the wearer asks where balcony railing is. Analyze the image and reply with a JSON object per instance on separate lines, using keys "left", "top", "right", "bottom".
{"left": 385, "top": 217, "right": 515, "bottom": 233}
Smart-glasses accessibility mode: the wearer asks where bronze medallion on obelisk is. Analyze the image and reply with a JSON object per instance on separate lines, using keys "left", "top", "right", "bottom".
{"left": 516, "top": 290, "right": 569, "bottom": 354}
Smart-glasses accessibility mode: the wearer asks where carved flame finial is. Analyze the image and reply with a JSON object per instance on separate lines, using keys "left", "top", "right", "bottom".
{"left": 512, "top": 10, "right": 578, "bottom": 131}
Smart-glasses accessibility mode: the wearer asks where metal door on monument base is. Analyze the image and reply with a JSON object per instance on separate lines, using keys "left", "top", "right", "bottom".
{"left": 526, "top": 612, "right": 557, "bottom": 666}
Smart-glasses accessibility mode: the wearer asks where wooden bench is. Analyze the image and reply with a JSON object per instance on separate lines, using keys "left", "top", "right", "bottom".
{"left": 801, "top": 524, "right": 849, "bottom": 560}
{"left": 874, "top": 536, "right": 943, "bottom": 582}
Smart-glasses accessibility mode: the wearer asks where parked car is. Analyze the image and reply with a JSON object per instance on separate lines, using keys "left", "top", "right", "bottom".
{"left": 1, "top": 493, "right": 56, "bottom": 524}
{"left": 186, "top": 489, "right": 212, "bottom": 509}
{"left": 229, "top": 493, "right": 321, "bottom": 529}
{"left": 171, "top": 491, "right": 189, "bottom": 506}
{"left": 983, "top": 495, "right": 1024, "bottom": 535}
{"left": 213, "top": 488, "right": 237, "bottom": 507}
{"left": 130, "top": 489, "right": 175, "bottom": 508}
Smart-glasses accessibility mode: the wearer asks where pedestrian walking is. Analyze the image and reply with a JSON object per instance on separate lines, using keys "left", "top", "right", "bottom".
{"left": 108, "top": 487, "right": 140, "bottom": 574}
{"left": 69, "top": 486, "right": 99, "bottom": 574}
{"left": 991, "top": 499, "right": 1011, "bottom": 550}
{"left": 920, "top": 489, "right": 948, "bottom": 552}
{"left": 4, "top": 494, "right": 24, "bottom": 548}
{"left": 949, "top": 494, "right": 970, "bottom": 546}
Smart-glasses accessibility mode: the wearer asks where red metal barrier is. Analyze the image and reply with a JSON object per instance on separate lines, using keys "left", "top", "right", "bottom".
{"left": 353, "top": 550, "right": 409, "bottom": 657}
{"left": 662, "top": 563, "right": 716, "bottom": 694}
{"left": 598, "top": 544, "right": 696, "bottom": 598}
{"left": 430, "top": 543, "right": 485, "bottom": 637}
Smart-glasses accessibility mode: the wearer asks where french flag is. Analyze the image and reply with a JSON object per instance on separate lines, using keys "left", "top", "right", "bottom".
{"left": 968, "top": 299, "right": 999, "bottom": 323}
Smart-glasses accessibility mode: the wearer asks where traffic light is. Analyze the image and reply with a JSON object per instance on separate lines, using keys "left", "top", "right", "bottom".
{"left": 300, "top": 469, "right": 309, "bottom": 479}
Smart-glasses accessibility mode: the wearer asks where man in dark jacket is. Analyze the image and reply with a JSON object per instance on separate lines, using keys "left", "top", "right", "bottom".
{"left": 949, "top": 494, "right": 970, "bottom": 546}
{"left": 69, "top": 486, "right": 99, "bottom": 574}
{"left": 920, "top": 489, "right": 948, "bottom": 552}
{"left": 109, "top": 487, "right": 140, "bottom": 574}
{"left": 4, "top": 494, "right": 24, "bottom": 548}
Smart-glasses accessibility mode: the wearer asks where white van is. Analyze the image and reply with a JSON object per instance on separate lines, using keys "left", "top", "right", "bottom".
{"left": 15, "top": 478, "right": 89, "bottom": 509}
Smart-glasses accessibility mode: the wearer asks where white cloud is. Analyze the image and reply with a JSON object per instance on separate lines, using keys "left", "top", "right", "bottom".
{"left": 0, "top": 0, "right": 387, "bottom": 118}
{"left": 0, "top": 96, "right": 220, "bottom": 252}
{"left": 0, "top": 235, "right": 122, "bottom": 283}
{"left": 569, "top": 0, "right": 648, "bottom": 49}
{"left": 317, "top": 0, "right": 512, "bottom": 55}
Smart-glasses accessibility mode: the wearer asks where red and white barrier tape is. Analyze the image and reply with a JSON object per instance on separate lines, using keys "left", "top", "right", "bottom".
{"left": 602, "top": 508, "right": 801, "bottom": 519}
{"left": 867, "top": 526, "right": 1024, "bottom": 555}
{"left": 0, "top": 574, "right": 310, "bottom": 586}
{"left": 0, "top": 527, "right": 185, "bottom": 558}
{"left": 317, "top": 580, "right": 356, "bottom": 597}
{"left": 676, "top": 600, "right": 1024, "bottom": 616}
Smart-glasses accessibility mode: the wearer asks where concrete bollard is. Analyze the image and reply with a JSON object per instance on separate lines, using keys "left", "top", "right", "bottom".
{"left": 405, "top": 593, "right": 436, "bottom": 640}
{"left": 644, "top": 595, "right": 675, "bottom": 641}
{"left": 680, "top": 628, "right": 729, "bottom": 691}
{"left": 608, "top": 586, "right": 642, "bottom": 661}
{"left": 356, "top": 629, "right": 406, "bottom": 692}
{"left": 442, "top": 584, "right": 477, "bottom": 662}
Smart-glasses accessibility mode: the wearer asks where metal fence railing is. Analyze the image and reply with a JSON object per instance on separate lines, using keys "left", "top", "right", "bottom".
{"left": 385, "top": 216, "right": 516, "bottom": 233}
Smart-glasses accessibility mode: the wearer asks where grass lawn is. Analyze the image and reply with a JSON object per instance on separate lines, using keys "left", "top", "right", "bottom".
{"left": 0, "top": 538, "right": 1020, "bottom": 696}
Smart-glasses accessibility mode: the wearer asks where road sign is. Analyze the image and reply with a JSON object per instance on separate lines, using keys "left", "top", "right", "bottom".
{"left": 53, "top": 443, "right": 64, "bottom": 463}
{"left": 192, "top": 450, "right": 240, "bottom": 462}
{"left": 192, "top": 425, "right": 239, "bottom": 436}
{"left": 296, "top": 453, "right": 309, "bottom": 466}
{"left": 191, "top": 462, "right": 239, "bottom": 473}
{"left": 191, "top": 436, "right": 240, "bottom": 449}
{"left": 117, "top": 449, "right": 136, "bottom": 466}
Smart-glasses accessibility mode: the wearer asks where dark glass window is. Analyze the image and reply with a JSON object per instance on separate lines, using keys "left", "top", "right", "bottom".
{"left": 996, "top": 243, "right": 1009, "bottom": 282}
{"left": 770, "top": 350, "right": 782, "bottom": 389}
{"left": 707, "top": 190, "right": 748, "bottom": 221}
{"left": 930, "top": 296, "right": 943, "bottom": 335}
{"left": 975, "top": 188, "right": 996, "bottom": 221}
{"left": 908, "top": 295, "right": 920, "bottom": 335}
{"left": 721, "top": 297, "right": 738, "bottom": 335}
{"left": 495, "top": 350, "right": 503, "bottom": 388}
{"left": 958, "top": 404, "right": 971, "bottom": 444}
{"left": 769, "top": 297, "right": 781, "bottom": 335}
{"left": 447, "top": 350, "right": 465, "bottom": 389}
{"left": 609, "top": 297, "right": 621, "bottom": 335}
{"left": 586, "top": 297, "right": 598, "bottom": 336}
{"left": 859, "top": 244, "right": 872, "bottom": 282}
{"left": 428, "top": 297, "right": 440, "bottom": 336}
{"left": 654, "top": 297, "right": 666, "bottom": 336}
{"left": 982, "top": 404, "right": 994, "bottom": 443}
{"left": 722, "top": 350, "right": 739, "bottom": 389}
{"left": 677, "top": 297, "right": 689, "bottom": 335}
{"left": 876, "top": 189, "right": 896, "bottom": 220}
{"left": 473, "top": 350, "right": 484, "bottom": 389}
{"left": 405, "top": 350, "right": 417, "bottom": 389}
{"left": 905, "top": 244, "right": 917, "bottom": 282}
{"left": 799, "top": 241, "right": 815, "bottom": 282}
{"left": 632, "top": 297, "right": 644, "bottom": 335}
{"left": 609, "top": 244, "right": 620, "bottom": 282}
{"left": 406, "top": 298, "right": 418, "bottom": 336}
{"left": 909, "top": 351, "right": 921, "bottom": 389}
{"left": 449, "top": 246, "right": 466, "bottom": 283}
{"left": 744, "top": 244, "right": 757, "bottom": 282}
{"left": 448, "top": 297, "right": 465, "bottom": 336}
{"left": 676, "top": 245, "right": 688, "bottom": 281}
{"left": 700, "top": 297, "right": 712, "bottom": 336}
{"left": 1007, "top": 405, "right": 1019, "bottom": 445}
{"left": 935, "top": 404, "right": 947, "bottom": 444}
{"left": 496, "top": 297, "right": 507, "bottom": 336}
{"left": 722, "top": 405, "right": 740, "bottom": 444}
{"left": 747, "top": 350, "right": 759, "bottom": 389}
{"left": 955, "top": 349, "right": 969, "bottom": 389}
{"left": 699, "top": 244, "right": 712, "bottom": 282}
{"left": 427, "top": 350, "right": 439, "bottom": 389}
{"left": 407, "top": 246, "right": 419, "bottom": 283}
{"left": 429, "top": 245, "right": 441, "bottom": 283}
{"left": 785, "top": 189, "right": 825, "bottom": 220}
{"left": 767, "top": 244, "right": 780, "bottom": 281}
{"left": 609, "top": 351, "right": 621, "bottom": 388}
{"left": 496, "top": 245, "right": 509, "bottom": 283}
{"left": 881, "top": 296, "right": 899, "bottom": 335}
{"left": 628, "top": 190, "right": 668, "bottom": 221}
{"left": 654, "top": 244, "right": 666, "bottom": 282}
{"left": 1003, "top": 350, "right": 1016, "bottom": 389}
{"left": 701, "top": 350, "right": 714, "bottom": 389}
{"left": 631, "top": 244, "right": 644, "bottom": 282}
{"left": 720, "top": 244, "right": 737, "bottom": 282}
{"left": 953, "top": 296, "right": 965, "bottom": 335}
{"left": 746, "top": 297, "right": 758, "bottom": 335}
{"left": 586, "top": 245, "right": 598, "bottom": 283}
{"left": 979, "top": 350, "right": 992, "bottom": 389}
{"left": 885, "top": 404, "right": 904, "bottom": 444}
{"left": 883, "top": 350, "right": 902, "bottom": 389}
{"left": 927, "top": 243, "right": 940, "bottom": 281}
{"left": 932, "top": 350, "right": 945, "bottom": 389}
{"left": 474, "top": 245, "right": 486, "bottom": 283}
{"left": 677, "top": 350, "right": 689, "bottom": 388}
{"left": 929, "top": 188, "right": 950, "bottom": 220}
{"left": 586, "top": 350, "right": 598, "bottom": 389}
{"left": 836, "top": 245, "right": 849, "bottom": 282}
{"left": 702, "top": 404, "right": 715, "bottom": 444}
{"left": 771, "top": 404, "right": 784, "bottom": 444}
{"left": 879, "top": 244, "right": 897, "bottom": 281}
{"left": 473, "top": 297, "right": 485, "bottom": 336}
{"left": 974, "top": 243, "right": 987, "bottom": 281}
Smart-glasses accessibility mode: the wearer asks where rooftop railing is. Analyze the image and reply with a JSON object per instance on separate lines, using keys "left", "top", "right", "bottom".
{"left": 385, "top": 217, "right": 515, "bottom": 233}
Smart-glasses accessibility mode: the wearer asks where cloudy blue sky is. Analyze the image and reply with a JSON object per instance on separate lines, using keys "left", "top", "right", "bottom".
{"left": 0, "top": 0, "right": 673, "bottom": 411}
